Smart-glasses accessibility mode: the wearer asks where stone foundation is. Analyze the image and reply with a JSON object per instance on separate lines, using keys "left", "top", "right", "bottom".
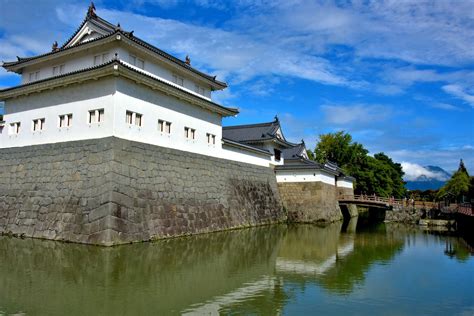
{"left": 385, "top": 208, "right": 423, "bottom": 224}
{"left": 336, "top": 187, "right": 358, "bottom": 217}
{"left": 0, "top": 137, "right": 285, "bottom": 246}
{"left": 277, "top": 182, "right": 342, "bottom": 223}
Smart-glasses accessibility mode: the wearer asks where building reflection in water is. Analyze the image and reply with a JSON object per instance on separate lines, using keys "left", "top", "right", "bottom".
{"left": 1, "top": 218, "right": 407, "bottom": 315}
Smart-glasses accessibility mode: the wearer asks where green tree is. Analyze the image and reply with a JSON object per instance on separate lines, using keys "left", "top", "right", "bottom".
{"left": 438, "top": 160, "right": 470, "bottom": 202}
{"left": 310, "top": 131, "right": 406, "bottom": 198}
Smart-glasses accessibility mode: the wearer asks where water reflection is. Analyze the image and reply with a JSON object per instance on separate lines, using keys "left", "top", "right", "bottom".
{"left": 275, "top": 218, "right": 404, "bottom": 295}
{"left": 0, "top": 219, "right": 472, "bottom": 315}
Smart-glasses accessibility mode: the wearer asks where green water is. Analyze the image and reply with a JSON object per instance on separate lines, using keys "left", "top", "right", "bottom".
{"left": 1, "top": 219, "right": 473, "bottom": 315}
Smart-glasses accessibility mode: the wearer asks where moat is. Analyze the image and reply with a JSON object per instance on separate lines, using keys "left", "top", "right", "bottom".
{"left": 1, "top": 220, "right": 473, "bottom": 315}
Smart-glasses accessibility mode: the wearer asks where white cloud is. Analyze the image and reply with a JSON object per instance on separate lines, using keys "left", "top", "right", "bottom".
{"left": 390, "top": 146, "right": 474, "bottom": 175}
{"left": 321, "top": 104, "right": 392, "bottom": 125}
{"left": 431, "top": 103, "right": 462, "bottom": 111}
{"left": 401, "top": 162, "right": 449, "bottom": 181}
{"left": 442, "top": 84, "right": 474, "bottom": 107}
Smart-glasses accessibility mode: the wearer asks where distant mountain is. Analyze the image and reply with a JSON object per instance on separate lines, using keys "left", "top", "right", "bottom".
{"left": 405, "top": 165, "right": 451, "bottom": 191}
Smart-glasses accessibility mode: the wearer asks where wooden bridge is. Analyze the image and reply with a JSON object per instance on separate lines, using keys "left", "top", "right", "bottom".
{"left": 440, "top": 203, "right": 474, "bottom": 217}
{"left": 338, "top": 194, "right": 400, "bottom": 209}
{"left": 339, "top": 194, "right": 474, "bottom": 216}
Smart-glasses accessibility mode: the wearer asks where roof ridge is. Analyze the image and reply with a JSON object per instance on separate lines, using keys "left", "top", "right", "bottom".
{"left": 122, "top": 32, "right": 226, "bottom": 87}
{"left": 223, "top": 121, "right": 276, "bottom": 129}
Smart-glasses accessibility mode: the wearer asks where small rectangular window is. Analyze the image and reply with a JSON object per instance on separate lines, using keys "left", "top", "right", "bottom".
{"left": 274, "top": 149, "right": 282, "bottom": 162}
{"left": 126, "top": 111, "right": 133, "bottom": 124}
{"left": 129, "top": 54, "right": 145, "bottom": 69}
{"left": 94, "top": 55, "right": 101, "bottom": 65}
{"left": 125, "top": 110, "right": 142, "bottom": 127}
{"left": 53, "top": 65, "right": 64, "bottom": 76}
{"left": 89, "top": 110, "right": 96, "bottom": 124}
{"left": 136, "top": 59, "right": 144, "bottom": 70}
{"left": 173, "top": 74, "right": 184, "bottom": 87}
{"left": 89, "top": 109, "right": 104, "bottom": 124}
{"left": 98, "top": 109, "right": 104, "bottom": 123}
{"left": 29, "top": 71, "right": 40, "bottom": 82}
{"left": 207, "top": 133, "right": 216, "bottom": 145}
{"left": 32, "top": 118, "right": 45, "bottom": 132}
{"left": 9, "top": 122, "right": 20, "bottom": 134}
{"left": 94, "top": 53, "right": 110, "bottom": 66}
{"left": 185, "top": 127, "right": 195, "bottom": 140}
{"left": 59, "top": 114, "right": 73, "bottom": 128}
{"left": 158, "top": 119, "right": 171, "bottom": 134}
{"left": 135, "top": 113, "right": 142, "bottom": 127}
{"left": 195, "top": 85, "right": 207, "bottom": 96}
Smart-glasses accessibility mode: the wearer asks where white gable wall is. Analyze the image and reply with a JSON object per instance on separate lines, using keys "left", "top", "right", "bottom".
{"left": 275, "top": 169, "right": 336, "bottom": 185}
{"left": 20, "top": 42, "right": 118, "bottom": 85}
{"left": 336, "top": 178, "right": 354, "bottom": 189}
{"left": 20, "top": 42, "right": 213, "bottom": 100}
{"left": 220, "top": 145, "right": 272, "bottom": 167}
{"left": 0, "top": 78, "right": 116, "bottom": 148}
{"left": 113, "top": 78, "right": 222, "bottom": 156}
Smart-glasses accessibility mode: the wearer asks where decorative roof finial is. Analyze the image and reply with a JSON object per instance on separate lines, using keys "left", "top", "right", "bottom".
{"left": 301, "top": 139, "right": 305, "bottom": 144}
{"left": 52, "top": 41, "right": 58, "bottom": 52}
{"left": 185, "top": 55, "right": 191, "bottom": 65}
{"left": 87, "top": 2, "right": 97, "bottom": 18}
{"left": 274, "top": 115, "right": 279, "bottom": 122}
{"left": 117, "top": 22, "right": 121, "bottom": 29}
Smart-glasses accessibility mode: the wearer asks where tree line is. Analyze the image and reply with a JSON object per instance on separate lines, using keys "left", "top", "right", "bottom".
{"left": 307, "top": 131, "right": 406, "bottom": 198}
{"left": 307, "top": 131, "right": 473, "bottom": 203}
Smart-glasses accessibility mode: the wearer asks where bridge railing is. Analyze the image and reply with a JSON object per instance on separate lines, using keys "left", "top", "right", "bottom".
{"left": 338, "top": 194, "right": 440, "bottom": 208}
{"left": 338, "top": 194, "right": 403, "bottom": 206}
{"left": 456, "top": 203, "right": 474, "bottom": 216}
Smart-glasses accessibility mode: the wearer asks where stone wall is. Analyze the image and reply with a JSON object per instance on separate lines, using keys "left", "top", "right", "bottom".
{"left": 0, "top": 137, "right": 285, "bottom": 246}
{"left": 336, "top": 187, "right": 354, "bottom": 197}
{"left": 277, "top": 182, "right": 342, "bottom": 223}
{"left": 385, "top": 208, "right": 423, "bottom": 224}
{"left": 336, "top": 186, "right": 358, "bottom": 217}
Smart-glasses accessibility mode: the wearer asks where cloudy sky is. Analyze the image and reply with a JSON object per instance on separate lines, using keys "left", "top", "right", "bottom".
{"left": 0, "top": 0, "right": 473, "bottom": 177}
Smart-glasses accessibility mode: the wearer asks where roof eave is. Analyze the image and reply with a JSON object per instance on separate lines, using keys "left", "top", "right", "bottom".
{"left": 0, "top": 61, "right": 238, "bottom": 117}
{"left": 1, "top": 32, "right": 119, "bottom": 73}
{"left": 222, "top": 138, "right": 272, "bottom": 156}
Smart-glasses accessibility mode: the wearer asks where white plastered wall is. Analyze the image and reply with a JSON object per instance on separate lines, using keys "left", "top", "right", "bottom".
{"left": 113, "top": 77, "right": 222, "bottom": 157}
{"left": 0, "top": 76, "right": 272, "bottom": 167}
{"left": 275, "top": 169, "right": 336, "bottom": 185}
{"left": 336, "top": 179, "right": 354, "bottom": 189}
{"left": 21, "top": 43, "right": 213, "bottom": 100}
{"left": 220, "top": 144, "right": 272, "bottom": 167}
{"left": 0, "top": 78, "right": 115, "bottom": 148}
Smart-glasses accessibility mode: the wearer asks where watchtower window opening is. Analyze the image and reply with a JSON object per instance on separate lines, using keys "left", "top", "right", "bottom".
{"left": 274, "top": 149, "right": 281, "bottom": 161}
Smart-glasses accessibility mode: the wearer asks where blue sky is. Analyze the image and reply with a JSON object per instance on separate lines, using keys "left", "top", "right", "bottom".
{"left": 0, "top": 0, "right": 473, "bottom": 178}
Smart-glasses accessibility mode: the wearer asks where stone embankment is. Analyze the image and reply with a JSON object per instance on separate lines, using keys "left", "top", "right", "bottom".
{"left": 0, "top": 137, "right": 286, "bottom": 246}
{"left": 278, "top": 182, "right": 344, "bottom": 223}
{"left": 385, "top": 208, "right": 423, "bottom": 224}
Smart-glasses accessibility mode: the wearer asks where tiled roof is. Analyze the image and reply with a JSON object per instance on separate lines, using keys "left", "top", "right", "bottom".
{"left": 275, "top": 157, "right": 340, "bottom": 175}
{"left": 222, "top": 138, "right": 272, "bottom": 156}
{"left": 0, "top": 59, "right": 238, "bottom": 116}
{"left": 281, "top": 142, "right": 306, "bottom": 159}
{"left": 222, "top": 118, "right": 281, "bottom": 143}
{"left": 2, "top": 11, "right": 226, "bottom": 88}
